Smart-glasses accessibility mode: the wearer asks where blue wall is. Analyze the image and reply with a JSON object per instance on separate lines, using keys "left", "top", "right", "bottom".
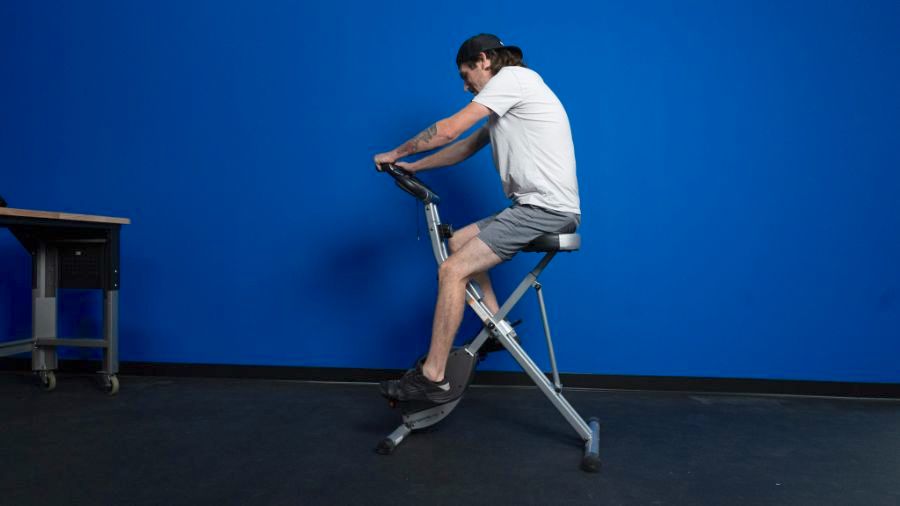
{"left": 2, "top": 1, "right": 898, "bottom": 382}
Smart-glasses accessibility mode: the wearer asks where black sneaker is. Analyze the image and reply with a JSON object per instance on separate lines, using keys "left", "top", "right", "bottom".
{"left": 379, "top": 366, "right": 457, "bottom": 404}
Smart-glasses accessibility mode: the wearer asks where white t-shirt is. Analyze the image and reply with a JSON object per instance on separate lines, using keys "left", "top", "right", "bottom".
{"left": 473, "top": 66, "right": 580, "bottom": 215}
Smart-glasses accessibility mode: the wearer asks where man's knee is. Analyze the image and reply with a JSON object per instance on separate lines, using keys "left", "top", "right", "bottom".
{"left": 438, "top": 257, "right": 468, "bottom": 285}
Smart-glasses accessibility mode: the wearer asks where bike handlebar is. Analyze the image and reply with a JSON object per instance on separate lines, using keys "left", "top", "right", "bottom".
{"left": 378, "top": 163, "right": 440, "bottom": 205}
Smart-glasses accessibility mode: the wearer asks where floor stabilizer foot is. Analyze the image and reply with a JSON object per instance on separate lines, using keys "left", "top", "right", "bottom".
{"left": 375, "top": 438, "right": 396, "bottom": 455}
{"left": 581, "top": 416, "right": 601, "bottom": 473}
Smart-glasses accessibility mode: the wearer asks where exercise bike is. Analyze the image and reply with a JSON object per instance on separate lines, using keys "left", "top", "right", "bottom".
{"left": 375, "top": 163, "right": 600, "bottom": 473}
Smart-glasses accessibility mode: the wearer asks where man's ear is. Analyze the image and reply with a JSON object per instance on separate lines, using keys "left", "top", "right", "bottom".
{"left": 478, "top": 52, "right": 491, "bottom": 69}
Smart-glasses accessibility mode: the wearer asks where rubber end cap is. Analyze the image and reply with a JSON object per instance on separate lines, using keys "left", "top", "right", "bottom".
{"left": 375, "top": 438, "right": 396, "bottom": 455}
{"left": 581, "top": 453, "right": 601, "bottom": 473}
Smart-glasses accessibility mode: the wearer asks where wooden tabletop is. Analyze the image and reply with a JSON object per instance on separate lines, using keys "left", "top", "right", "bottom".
{"left": 0, "top": 207, "right": 131, "bottom": 225}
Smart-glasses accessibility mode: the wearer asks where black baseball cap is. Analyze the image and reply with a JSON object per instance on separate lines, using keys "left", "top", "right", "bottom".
{"left": 456, "top": 33, "right": 522, "bottom": 67}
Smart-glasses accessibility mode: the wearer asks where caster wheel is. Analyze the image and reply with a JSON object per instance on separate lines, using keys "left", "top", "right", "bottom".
{"left": 375, "top": 438, "right": 396, "bottom": 455}
{"left": 100, "top": 374, "right": 120, "bottom": 396}
{"left": 38, "top": 371, "right": 56, "bottom": 392}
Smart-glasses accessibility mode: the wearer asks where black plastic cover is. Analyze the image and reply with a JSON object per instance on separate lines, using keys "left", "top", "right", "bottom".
{"left": 380, "top": 163, "right": 441, "bottom": 204}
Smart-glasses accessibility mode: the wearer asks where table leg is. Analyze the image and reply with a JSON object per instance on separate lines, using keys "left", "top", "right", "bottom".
{"left": 32, "top": 242, "right": 58, "bottom": 372}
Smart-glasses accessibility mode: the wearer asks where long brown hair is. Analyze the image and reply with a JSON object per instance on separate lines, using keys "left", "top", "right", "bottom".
{"left": 462, "top": 47, "right": 527, "bottom": 75}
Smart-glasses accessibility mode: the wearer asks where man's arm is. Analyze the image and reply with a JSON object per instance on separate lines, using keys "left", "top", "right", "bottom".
{"left": 374, "top": 102, "right": 490, "bottom": 167}
{"left": 402, "top": 125, "right": 490, "bottom": 172}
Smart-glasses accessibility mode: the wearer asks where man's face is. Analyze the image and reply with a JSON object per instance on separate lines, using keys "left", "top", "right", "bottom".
{"left": 458, "top": 53, "right": 493, "bottom": 95}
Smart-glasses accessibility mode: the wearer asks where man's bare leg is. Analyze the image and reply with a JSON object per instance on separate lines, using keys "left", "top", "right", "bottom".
{"left": 422, "top": 236, "right": 502, "bottom": 382}
{"left": 448, "top": 224, "right": 500, "bottom": 314}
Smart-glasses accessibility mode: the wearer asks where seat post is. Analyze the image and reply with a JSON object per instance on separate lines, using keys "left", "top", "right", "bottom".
{"left": 534, "top": 281, "right": 563, "bottom": 392}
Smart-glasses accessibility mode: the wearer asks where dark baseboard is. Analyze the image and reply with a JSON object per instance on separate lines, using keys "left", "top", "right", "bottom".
{"left": 1, "top": 358, "right": 898, "bottom": 399}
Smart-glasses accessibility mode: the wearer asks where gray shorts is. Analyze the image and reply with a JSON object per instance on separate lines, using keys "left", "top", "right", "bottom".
{"left": 476, "top": 204, "right": 580, "bottom": 261}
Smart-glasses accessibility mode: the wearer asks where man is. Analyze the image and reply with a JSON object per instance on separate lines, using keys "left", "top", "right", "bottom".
{"left": 373, "top": 33, "right": 580, "bottom": 403}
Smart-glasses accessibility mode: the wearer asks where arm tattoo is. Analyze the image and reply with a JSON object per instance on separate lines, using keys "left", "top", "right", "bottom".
{"left": 401, "top": 123, "right": 438, "bottom": 155}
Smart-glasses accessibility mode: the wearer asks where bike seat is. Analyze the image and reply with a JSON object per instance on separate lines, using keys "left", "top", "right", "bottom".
{"left": 523, "top": 233, "right": 581, "bottom": 252}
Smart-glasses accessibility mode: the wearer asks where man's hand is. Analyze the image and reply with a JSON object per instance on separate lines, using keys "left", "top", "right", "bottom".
{"left": 374, "top": 152, "right": 417, "bottom": 172}
{"left": 373, "top": 151, "right": 398, "bottom": 171}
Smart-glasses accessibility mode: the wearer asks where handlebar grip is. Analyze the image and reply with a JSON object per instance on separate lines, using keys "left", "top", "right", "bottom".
{"left": 380, "top": 162, "right": 412, "bottom": 177}
{"left": 377, "top": 162, "right": 440, "bottom": 204}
